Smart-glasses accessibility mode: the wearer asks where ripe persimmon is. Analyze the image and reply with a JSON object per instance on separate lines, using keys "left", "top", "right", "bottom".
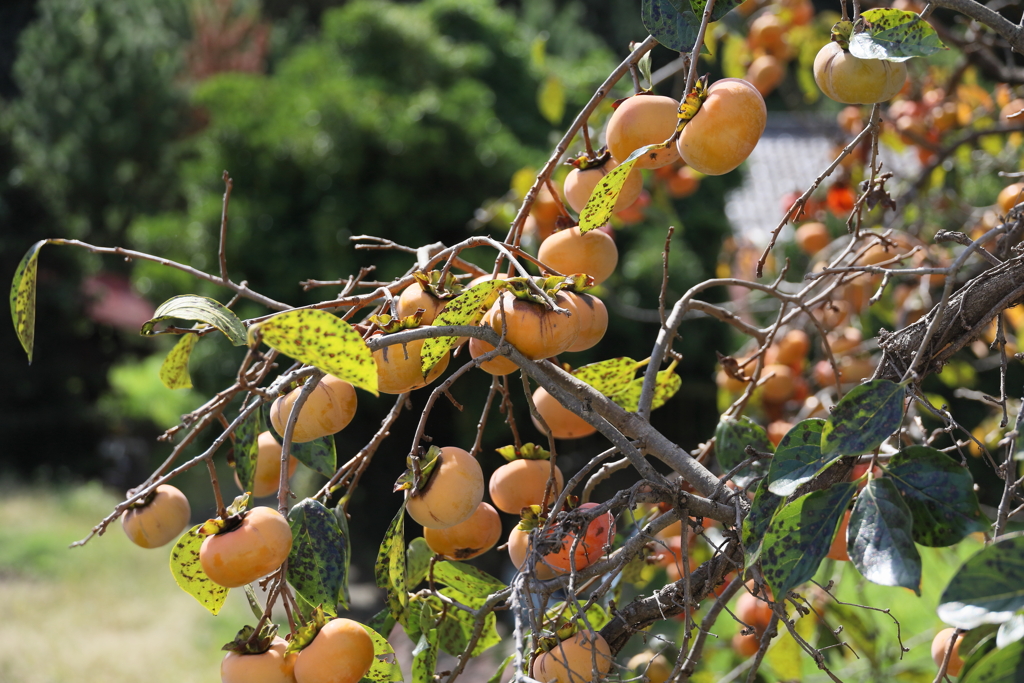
{"left": 627, "top": 651, "right": 672, "bottom": 683}
{"left": 489, "top": 458, "right": 564, "bottom": 514}
{"left": 538, "top": 227, "right": 618, "bottom": 286}
{"left": 270, "top": 375, "right": 357, "bottom": 443}
{"left": 813, "top": 42, "right": 907, "bottom": 104}
{"left": 406, "top": 447, "right": 484, "bottom": 529}
{"left": 667, "top": 165, "right": 701, "bottom": 198}
{"left": 545, "top": 502, "right": 615, "bottom": 572}
{"left": 775, "top": 329, "right": 810, "bottom": 367}
{"left": 795, "top": 222, "right": 830, "bottom": 255}
{"left": 486, "top": 291, "right": 580, "bottom": 360}
{"left": 221, "top": 636, "right": 297, "bottom": 683}
{"left": 931, "top": 628, "right": 964, "bottom": 676}
{"left": 423, "top": 501, "right": 501, "bottom": 560}
{"left": 997, "top": 182, "right": 1024, "bottom": 214}
{"left": 606, "top": 94, "right": 682, "bottom": 169}
{"left": 507, "top": 525, "right": 562, "bottom": 579}
{"left": 534, "top": 631, "right": 613, "bottom": 683}
{"left": 736, "top": 589, "right": 774, "bottom": 633}
{"left": 563, "top": 159, "right": 643, "bottom": 214}
{"left": 396, "top": 281, "right": 446, "bottom": 324}
{"left": 121, "top": 484, "right": 191, "bottom": 549}
{"left": 200, "top": 506, "right": 293, "bottom": 588}
{"left": 677, "top": 79, "right": 766, "bottom": 176}
{"left": 468, "top": 334, "right": 519, "bottom": 376}
{"left": 236, "top": 431, "right": 300, "bottom": 498}
{"left": 562, "top": 291, "right": 608, "bottom": 352}
{"left": 294, "top": 618, "right": 375, "bottom": 683}
{"left": 747, "top": 13, "right": 788, "bottom": 57}
{"left": 732, "top": 632, "right": 761, "bottom": 657}
{"left": 827, "top": 510, "right": 851, "bottom": 562}
{"left": 746, "top": 54, "right": 784, "bottom": 96}
{"left": 532, "top": 386, "right": 598, "bottom": 440}
{"left": 372, "top": 335, "right": 449, "bottom": 394}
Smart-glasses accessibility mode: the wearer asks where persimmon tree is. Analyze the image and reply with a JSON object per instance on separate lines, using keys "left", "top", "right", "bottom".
{"left": 8, "top": 0, "right": 1024, "bottom": 681}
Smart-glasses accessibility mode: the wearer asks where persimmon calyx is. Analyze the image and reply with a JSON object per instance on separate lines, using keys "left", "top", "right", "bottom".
{"left": 517, "top": 504, "right": 546, "bottom": 531}
{"left": 830, "top": 20, "right": 854, "bottom": 49}
{"left": 368, "top": 311, "right": 423, "bottom": 333}
{"left": 222, "top": 623, "right": 280, "bottom": 654}
{"left": 496, "top": 442, "right": 552, "bottom": 462}
{"left": 675, "top": 74, "right": 710, "bottom": 133}
{"left": 567, "top": 149, "right": 612, "bottom": 170}
{"left": 286, "top": 605, "right": 330, "bottom": 654}
{"left": 411, "top": 270, "right": 463, "bottom": 299}
{"left": 394, "top": 445, "right": 443, "bottom": 494}
{"left": 198, "top": 498, "right": 250, "bottom": 536}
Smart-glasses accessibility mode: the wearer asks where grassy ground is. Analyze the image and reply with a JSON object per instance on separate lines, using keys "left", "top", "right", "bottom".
{"left": 0, "top": 482, "right": 251, "bottom": 683}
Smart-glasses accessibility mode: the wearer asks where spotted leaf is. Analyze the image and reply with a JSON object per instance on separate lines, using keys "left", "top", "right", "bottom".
{"left": 641, "top": 0, "right": 701, "bottom": 53}
{"left": 159, "top": 332, "right": 199, "bottom": 389}
{"left": 761, "top": 483, "right": 857, "bottom": 599}
{"left": 361, "top": 622, "right": 404, "bottom": 682}
{"left": 767, "top": 419, "right": 830, "bottom": 496}
{"left": 142, "top": 295, "right": 246, "bottom": 346}
{"left": 959, "top": 638, "right": 1024, "bottom": 683}
{"left": 287, "top": 498, "right": 349, "bottom": 616}
{"left": 715, "top": 416, "right": 774, "bottom": 487}
{"left": 821, "top": 379, "right": 905, "bottom": 457}
{"left": 412, "top": 629, "right": 439, "bottom": 683}
{"left": 420, "top": 279, "right": 507, "bottom": 374}
{"left": 689, "top": 0, "right": 742, "bottom": 22}
{"left": 169, "top": 524, "right": 229, "bottom": 615}
{"left": 232, "top": 408, "right": 262, "bottom": 498}
{"left": 848, "top": 478, "right": 921, "bottom": 594}
{"left": 572, "top": 357, "right": 638, "bottom": 396}
{"left": 433, "top": 561, "right": 506, "bottom": 600}
{"left": 886, "top": 446, "right": 986, "bottom": 547}
{"left": 579, "top": 145, "right": 660, "bottom": 232}
{"left": 251, "top": 309, "right": 378, "bottom": 396}
{"left": 610, "top": 368, "right": 682, "bottom": 412}
{"left": 743, "top": 478, "right": 783, "bottom": 567}
{"left": 938, "top": 534, "right": 1024, "bottom": 630}
{"left": 9, "top": 239, "right": 47, "bottom": 363}
{"left": 291, "top": 434, "right": 337, "bottom": 478}
{"left": 374, "top": 504, "right": 408, "bottom": 622}
{"left": 849, "top": 9, "right": 947, "bottom": 62}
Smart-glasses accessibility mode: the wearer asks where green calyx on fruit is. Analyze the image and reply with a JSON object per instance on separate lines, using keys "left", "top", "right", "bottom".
{"left": 368, "top": 311, "right": 423, "bottom": 333}
{"left": 676, "top": 74, "right": 710, "bottom": 133}
{"left": 496, "top": 442, "right": 551, "bottom": 462}
{"left": 222, "top": 623, "right": 281, "bottom": 655}
{"left": 410, "top": 270, "right": 464, "bottom": 299}
{"left": 517, "top": 504, "right": 546, "bottom": 531}
{"left": 394, "top": 445, "right": 443, "bottom": 494}
{"left": 567, "top": 149, "right": 612, "bottom": 170}
{"left": 830, "top": 20, "right": 854, "bottom": 49}
{"left": 285, "top": 605, "right": 330, "bottom": 654}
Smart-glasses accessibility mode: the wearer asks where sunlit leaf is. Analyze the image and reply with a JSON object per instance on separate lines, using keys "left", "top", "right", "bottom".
{"left": 375, "top": 504, "right": 408, "bottom": 622}
{"left": 141, "top": 295, "right": 246, "bottom": 346}
{"left": 361, "top": 622, "right": 404, "bottom": 682}
{"left": 572, "top": 357, "right": 638, "bottom": 395}
{"left": 641, "top": 0, "right": 701, "bottom": 53}
{"left": 538, "top": 74, "right": 565, "bottom": 125}
{"left": 159, "top": 332, "right": 199, "bottom": 389}
{"left": 432, "top": 561, "right": 506, "bottom": 600}
{"left": 233, "top": 408, "right": 263, "bottom": 497}
{"left": 938, "top": 534, "right": 1024, "bottom": 629}
{"left": 411, "top": 630, "right": 438, "bottom": 683}
{"left": 886, "top": 446, "right": 986, "bottom": 547}
{"left": 251, "top": 309, "right": 378, "bottom": 396}
{"left": 761, "top": 483, "right": 857, "bottom": 599}
{"left": 849, "top": 8, "right": 947, "bottom": 62}
{"left": 611, "top": 368, "right": 682, "bottom": 412}
{"left": 287, "top": 498, "right": 349, "bottom": 617}
{"left": 489, "top": 654, "right": 516, "bottom": 683}
{"left": 689, "top": 0, "right": 742, "bottom": 22}
{"left": 169, "top": 524, "right": 229, "bottom": 615}
{"left": 291, "top": 434, "right": 337, "bottom": 477}
{"left": 579, "top": 145, "right": 660, "bottom": 233}
{"left": 406, "top": 537, "right": 433, "bottom": 589}
{"left": 9, "top": 239, "right": 47, "bottom": 363}
{"left": 821, "top": 379, "right": 905, "bottom": 457}
{"left": 959, "top": 639, "right": 1024, "bottom": 683}
{"left": 715, "top": 416, "right": 773, "bottom": 487}
{"left": 743, "top": 478, "right": 782, "bottom": 567}
{"left": 420, "top": 279, "right": 507, "bottom": 374}
{"left": 848, "top": 478, "right": 921, "bottom": 593}
{"left": 767, "top": 419, "right": 830, "bottom": 496}
{"left": 998, "top": 615, "right": 1024, "bottom": 648}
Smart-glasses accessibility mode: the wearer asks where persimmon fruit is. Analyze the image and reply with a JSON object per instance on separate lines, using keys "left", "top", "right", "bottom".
{"left": 563, "top": 159, "right": 643, "bottom": 214}
{"left": 827, "top": 510, "right": 851, "bottom": 562}
{"left": 795, "top": 222, "right": 830, "bottom": 255}
{"left": 562, "top": 291, "right": 608, "bottom": 352}
{"left": 294, "top": 618, "right": 375, "bottom": 683}
{"left": 677, "top": 79, "right": 767, "bottom": 176}
{"left": 997, "top": 182, "right": 1024, "bottom": 214}
{"left": 775, "top": 329, "right": 810, "bottom": 366}
{"left": 747, "top": 54, "right": 784, "bottom": 96}
{"left": 397, "top": 282, "right": 446, "bottom": 324}
{"left": 930, "top": 628, "right": 964, "bottom": 676}
{"left": 537, "top": 227, "right": 618, "bottom": 286}
{"left": 121, "top": 484, "right": 191, "bottom": 549}
{"left": 423, "top": 501, "right": 501, "bottom": 560}
{"left": 627, "top": 651, "right": 671, "bottom": 683}
{"left": 372, "top": 336, "right": 449, "bottom": 394}
{"left": 486, "top": 291, "right": 579, "bottom": 360}
{"left": 237, "top": 431, "right": 300, "bottom": 498}
{"left": 532, "top": 386, "right": 598, "bottom": 440}
{"left": 406, "top": 446, "right": 484, "bottom": 529}
{"left": 507, "top": 526, "right": 562, "bottom": 580}
{"left": 468, "top": 334, "right": 519, "bottom": 376}
{"left": 534, "top": 630, "right": 613, "bottom": 683}
{"left": 200, "top": 506, "right": 293, "bottom": 588}
{"left": 489, "top": 458, "right": 565, "bottom": 514}
{"left": 606, "top": 94, "right": 682, "bottom": 169}
{"left": 545, "top": 502, "right": 615, "bottom": 572}
{"left": 221, "top": 637, "right": 297, "bottom": 683}
{"left": 732, "top": 632, "right": 761, "bottom": 658}
{"left": 270, "top": 375, "right": 357, "bottom": 443}
{"left": 813, "top": 42, "right": 907, "bottom": 105}
{"left": 736, "top": 590, "right": 773, "bottom": 633}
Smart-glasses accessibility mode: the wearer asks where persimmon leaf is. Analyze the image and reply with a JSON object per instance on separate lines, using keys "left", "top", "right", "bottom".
{"left": 232, "top": 408, "right": 263, "bottom": 496}
{"left": 579, "top": 145, "right": 658, "bottom": 232}
{"left": 689, "top": 0, "right": 742, "bottom": 22}
{"left": 361, "top": 622, "right": 404, "bottom": 682}
{"left": 611, "top": 368, "right": 682, "bottom": 412}
{"left": 159, "top": 332, "right": 199, "bottom": 389}
{"left": 821, "top": 379, "right": 905, "bottom": 457}
{"left": 432, "top": 561, "right": 506, "bottom": 599}
{"left": 375, "top": 504, "right": 408, "bottom": 623}
{"left": 287, "top": 498, "right": 349, "bottom": 616}
{"left": 886, "top": 446, "right": 986, "bottom": 546}
{"left": 715, "top": 416, "right": 773, "bottom": 487}
{"left": 406, "top": 537, "right": 433, "bottom": 589}
{"left": 767, "top": 419, "right": 830, "bottom": 496}
{"left": 538, "top": 74, "right": 565, "bottom": 125}
{"left": 291, "top": 434, "right": 337, "bottom": 478}
{"left": 848, "top": 478, "right": 921, "bottom": 594}
{"left": 938, "top": 533, "right": 1024, "bottom": 629}
{"left": 641, "top": 0, "right": 701, "bottom": 53}
{"left": 743, "top": 478, "right": 783, "bottom": 568}
{"left": 412, "top": 629, "right": 439, "bottom": 683}
{"left": 420, "top": 279, "right": 507, "bottom": 374}
{"left": 849, "top": 8, "right": 947, "bottom": 62}
{"left": 251, "top": 309, "right": 378, "bottom": 396}
{"left": 169, "top": 524, "right": 229, "bottom": 615}
{"left": 959, "top": 639, "right": 1024, "bottom": 683}
{"left": 141, "top": 295, "right": 247, "bottom": 346}
{"left": 761, "top": 483, "right": 857, "bottom": 599}
{"left": 9, "top": 239, "right": 47, "bottom": 363}
{"left": 572, "top": 357, "right": 638, "bottom": 396}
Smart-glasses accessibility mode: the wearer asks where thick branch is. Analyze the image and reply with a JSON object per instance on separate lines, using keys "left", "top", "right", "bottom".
{"left": 930, "top": 0, "right": 1024, "bottom": 53}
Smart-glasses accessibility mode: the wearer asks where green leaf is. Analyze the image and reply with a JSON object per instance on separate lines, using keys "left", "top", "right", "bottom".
{"left": 761, "top": 483, "right": 857, "bottom": 599}
{"left": 367, "top": 608, "right": 397, "bottom": 641}
{"left": 999, "top": 615, "right": 1024, "bottom": 648}
{"left": 715, "top": 416, "right": 774, "bottom": 487}
{"left": 689, "top": 0, "right": 742, "bottom": 22}
{"left": 537, "top": 74, "right": 565, "bottom": 126}
{"left": 886, "top": 446, "right": 987, "bottom": 547}
{"left": 406, "top": 537, "right": 433, "bottom": 589}
{"left": 290, "top": 434, "right": 337, "bottom": 477}
{"left": 821, "top": 379, "right": 905, "bottom": 457}
{"left": 361, "top": 622, "right": 404, "bottom": 683}
{"left": 848, "top": 478, "right": 921, "bottom": 594}
{"left": 411, "top": 630, "right": 439, "bottom": 683}
{"left": 489, "top": 654, "right": 516, "bottom": 683}
{"left": 545, "top": 601, "right": 612, "bottom": 631}
{"left": 610, "top": 368, "right": 682, "bottom": 412}
{"left": 159, "top": 332, "right": 199, "bottom": 389}
{"left": 743, "top": 478, "right": 783, "bottom": 567}
{"left": 232, "top": 408, "right": 263, "bottom": 498}
{"left": 641, "top": 0, "right": 701, "bottom": 53}
{"left": 849, "top": 8, "right": 947, "bottom": 62}
{"left": 141, "top": 295, "right": 247, "bottom": 346}
{"left": 434, "top": 588, "right": 501, "bottom": 656}
{"left": 433, "top": 561, "right": 506, "bottom": 600}
{"left": 287, "top": 498, "right": 349, "bottom": 617}
{"left": 937, "top": 534, "right": 1024, "bottom": 629}
{"left": 960, "top": 639, "right": 1024, "bottom": 683}
{"left": 420, "top": 279, "right": 507, "bottom": 375}
{"left": 375, "top": 504, "right": 408, "bottom": 622}
{"left": 767, "top": 419, "right": 830, "bottom": 496}
{"left": 9, "top": 239, "right": 47, "bottom": 363}
{"left": 332, "top": 506, "right": 352, "bottom": 608}
{"left": 579, "top": 145, "right": 659, "bottom": 232}
{"left": 251, "top": 309, "right": 378, "bottom": 396}
{"left": 572, "top": 357, "right": 638, "bottom": 396}
{"left": 169, "top": 524, "right": 229, "bottom": 615}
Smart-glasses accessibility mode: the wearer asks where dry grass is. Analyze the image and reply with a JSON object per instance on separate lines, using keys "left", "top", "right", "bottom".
{"left": 0, "top": 482, "right": 250, "bottom": 683}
